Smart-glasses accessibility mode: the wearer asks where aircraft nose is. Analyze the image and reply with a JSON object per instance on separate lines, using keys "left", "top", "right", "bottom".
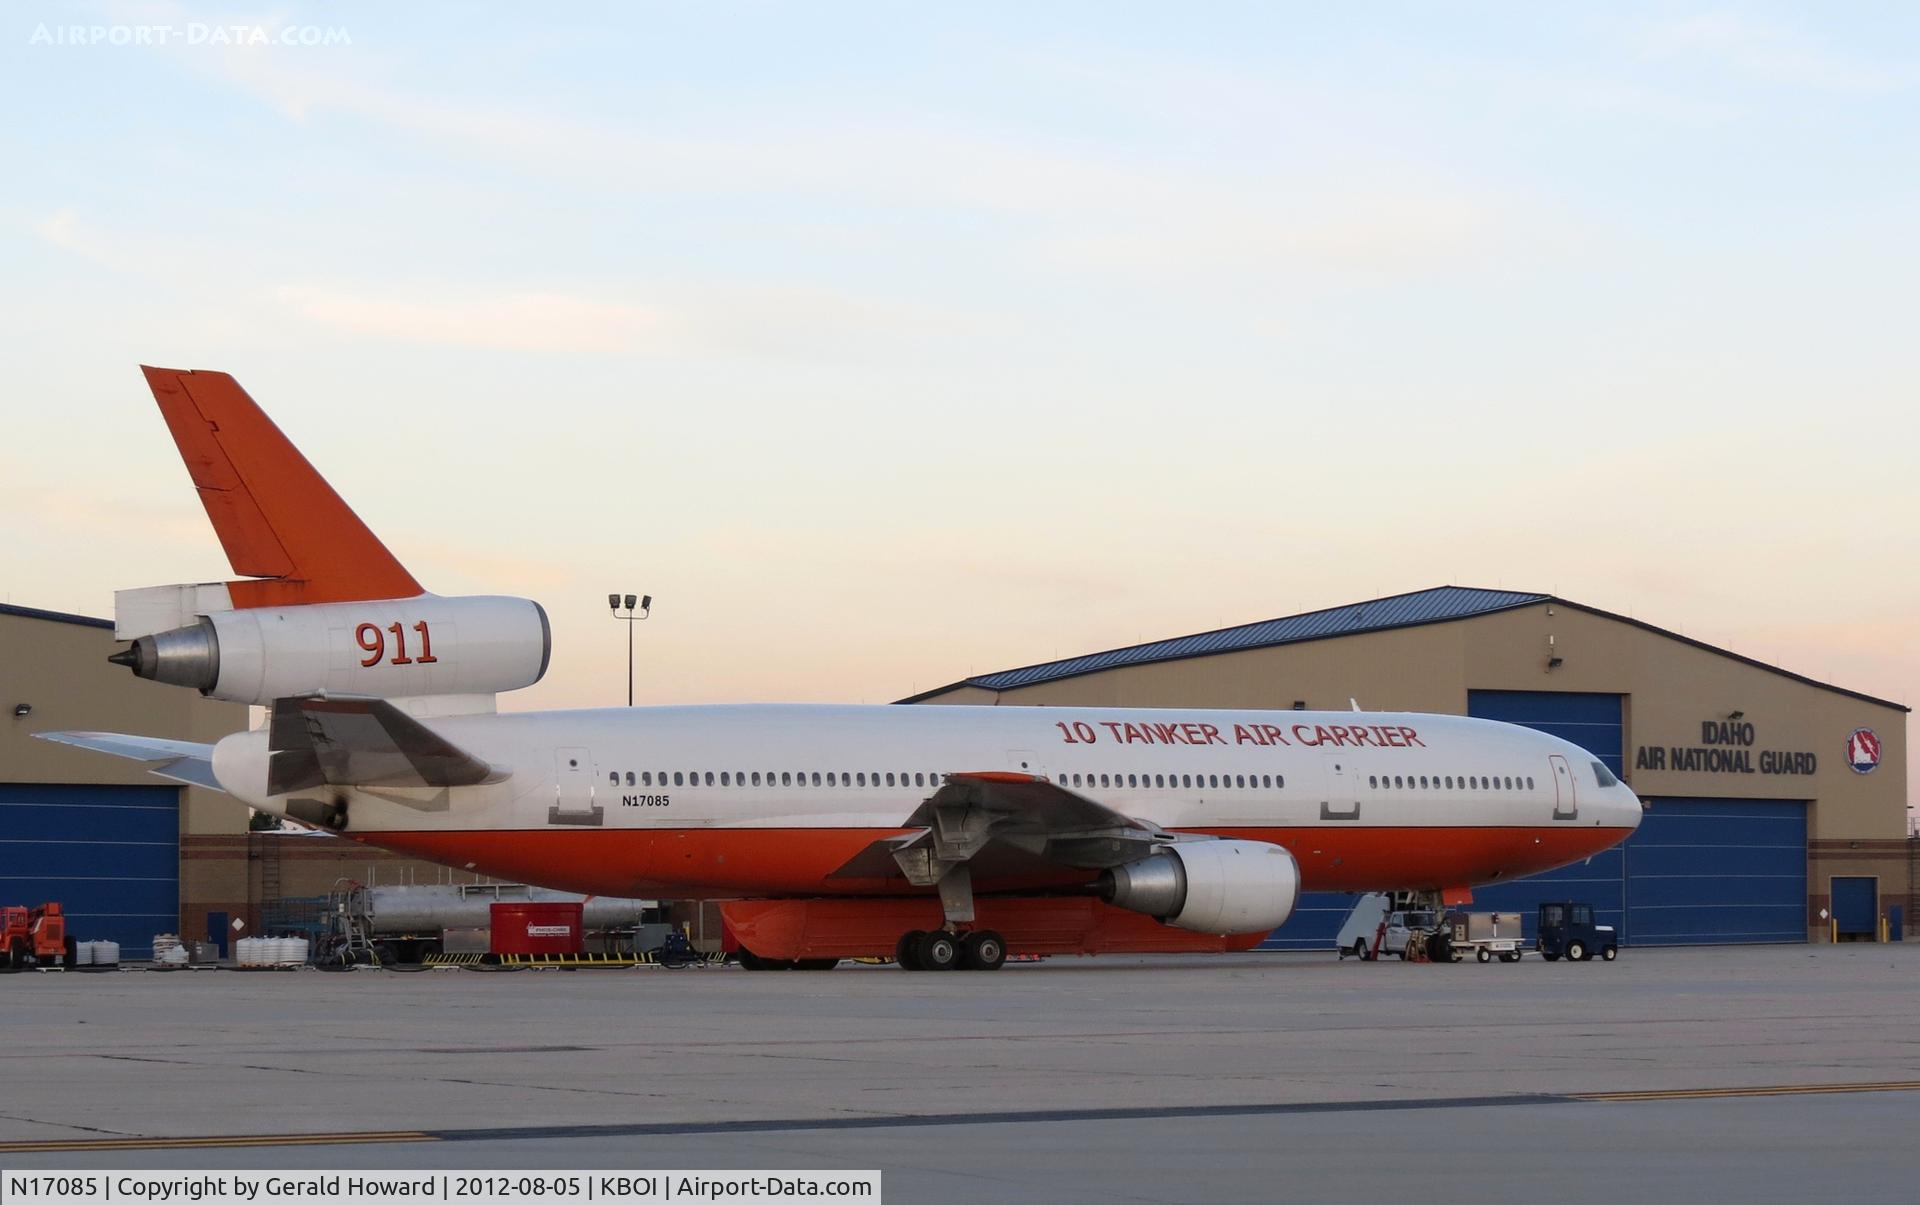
{"left": 1619, "top": 784, "right": 1647, "bottom": 830}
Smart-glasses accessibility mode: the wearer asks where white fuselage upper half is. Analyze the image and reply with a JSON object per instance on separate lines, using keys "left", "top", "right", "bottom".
{"left": 213, "top": 703, "right": 1643, "bottom": 837}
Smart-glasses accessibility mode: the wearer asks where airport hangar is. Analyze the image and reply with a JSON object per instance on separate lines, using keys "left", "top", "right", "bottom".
{"left": 0, "top": 603, "right": 503, "bottom": 958}
{"left": 905, "top": 586, "right": 1912, "bottom": 948}
{"left": 4, "top": 586, "right": 1910, "bottom": 956}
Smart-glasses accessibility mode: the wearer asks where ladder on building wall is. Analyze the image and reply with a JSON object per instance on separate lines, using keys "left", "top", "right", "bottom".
{"left": 259, "top": 832, "right": 282, "bottom": 908}
{"left": 259, "top": 832, "right": 284, "bottom": 928}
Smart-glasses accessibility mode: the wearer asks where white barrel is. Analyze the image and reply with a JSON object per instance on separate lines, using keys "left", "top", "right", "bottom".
{"left": 96, "top": 941, "right": 119, "bottom": 965}
{"left": 74, "top": 941, "right": 94, "bottom": 966}
{"left": 236, "top": 937, "right": 255, "bottom": 966}
{"left": 291, "top": 937, "right": 310, "bottom": 965}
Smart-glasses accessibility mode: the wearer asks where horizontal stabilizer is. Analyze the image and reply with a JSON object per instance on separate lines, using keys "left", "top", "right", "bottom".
{"left": 34, "top": 732, "right": 220, "bottom": 791}
{"left": 268, "top": 695, "right": 503, "bottom": 794}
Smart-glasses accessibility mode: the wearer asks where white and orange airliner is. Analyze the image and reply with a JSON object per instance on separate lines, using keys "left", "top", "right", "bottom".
{"left": 46, "top": 368, "right": 1642, "bottom": 970}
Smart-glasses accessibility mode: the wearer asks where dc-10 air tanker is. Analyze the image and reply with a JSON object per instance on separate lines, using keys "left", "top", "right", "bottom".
{"left": 44, "top": 368, "right": 1642, "bottom": 969}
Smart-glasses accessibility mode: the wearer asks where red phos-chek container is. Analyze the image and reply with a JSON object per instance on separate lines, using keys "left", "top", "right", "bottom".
{"left": 490, "top": 902, "right": 584, "bottom": 955}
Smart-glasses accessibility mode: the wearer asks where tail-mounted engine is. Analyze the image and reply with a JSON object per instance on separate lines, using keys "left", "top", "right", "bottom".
{"left": 1098, "top": 839, "right": 1301, "bottom": 935}
{"left": 109, "top": 584, "right": 549, "bottom": 705}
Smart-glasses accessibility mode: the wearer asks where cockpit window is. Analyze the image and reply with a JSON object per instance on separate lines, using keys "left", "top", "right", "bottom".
{"left": 1592, "top": 761, "right": 1618, "bottom": 787}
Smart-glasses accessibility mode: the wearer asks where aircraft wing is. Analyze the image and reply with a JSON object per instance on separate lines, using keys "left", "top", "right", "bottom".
{"left": 34, "top": 732, "right": 221, "bottom": 791}
{"left": 828, "top": 771, "right": 1163, "bottom": 884}
{"left": 267, "top": 695, "right": 504, "bottom": 794}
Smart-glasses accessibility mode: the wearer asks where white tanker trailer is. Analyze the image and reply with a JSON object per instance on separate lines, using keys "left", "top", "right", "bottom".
{"left": 364, "top": 884, "right": 656, "bottom": 934}
{"left": 320, "top": 882, "right": 664, "bottom": 963}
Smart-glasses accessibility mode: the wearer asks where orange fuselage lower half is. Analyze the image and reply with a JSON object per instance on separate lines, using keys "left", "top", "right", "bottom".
{"left": 357, "top": 823, "right": 1630, "bottom": 901}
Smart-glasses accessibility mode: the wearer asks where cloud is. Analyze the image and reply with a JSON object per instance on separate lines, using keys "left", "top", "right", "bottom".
{"left": 1644, "top": 12, "right": 1914, "bottom": 93}
{"left": 274, "top": 283, "right": 670, "bottom": 355}
{"left": 271, "top": 279, "right": 966, "bottom": 359}
{"left": 113, "top": 14, "right": 1507, "bottom": 284}
{"left": 1048, "top": 193, "right": 1493, "bottom": 277}
{"left": 34, "top": 209, "right": 121, "bottom": 268}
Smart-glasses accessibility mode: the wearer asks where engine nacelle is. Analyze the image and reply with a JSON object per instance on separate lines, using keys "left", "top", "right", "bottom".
{"left": 110, "top": 594, "right": 550, "bottom": 705}
{"left": 1099, "top": 839, "right": 1301, "bottom": 935}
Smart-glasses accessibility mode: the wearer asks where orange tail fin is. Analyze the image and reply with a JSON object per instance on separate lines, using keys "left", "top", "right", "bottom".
{"left": 141, "top": 366, "right": 423, "bottom": 608}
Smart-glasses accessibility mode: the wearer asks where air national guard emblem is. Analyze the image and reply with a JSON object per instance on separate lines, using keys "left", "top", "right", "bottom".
{"left": 1845, "top": 728, "right": 1881, "bottom": 775}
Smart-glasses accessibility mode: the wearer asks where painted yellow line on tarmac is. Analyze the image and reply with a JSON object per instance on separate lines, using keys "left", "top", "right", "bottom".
{"left": 0, "top": 1130, "right": 435, "bottom": 1154}
{"left": 1575, "top": 1080, "right": 1920, "bottom": 1103}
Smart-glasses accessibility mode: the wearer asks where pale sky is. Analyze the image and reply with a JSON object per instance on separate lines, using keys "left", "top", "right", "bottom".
{"left": 2, "top": 4, "right": 1914, "bottom": 804}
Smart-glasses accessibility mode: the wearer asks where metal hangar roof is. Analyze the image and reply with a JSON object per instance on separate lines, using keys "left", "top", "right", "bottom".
{"left": 0, "top": 602, "right": 112, "bottom": 630}
{"left": 899, "top": 585, "right": 1908, "bottom": 712}
{"left": 906, "top": 586, "right": 1548, "bottom": 697}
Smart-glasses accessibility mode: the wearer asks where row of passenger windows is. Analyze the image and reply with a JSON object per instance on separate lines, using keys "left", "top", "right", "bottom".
{"left": 606, "top": 769, "right": 1287, "bottom": 791}
{"left": 612, "top": 769, "right": 946, "bottom": 789}
{"left": 1370, "top": 773, "right": 1534, "bottom": 791}
{"left": 1062, "top": 772, "right": 1284, "bottom": 791}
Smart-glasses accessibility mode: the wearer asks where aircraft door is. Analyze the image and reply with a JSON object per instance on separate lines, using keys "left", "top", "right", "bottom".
{"left": 549, "top": 746, "right": 604, "bottom": 826}
{"left": 1548, "top": 754, "right": 1577, "bottom": 820}
{"left": 1320, "top": 750, "right": 1360, "bottom": 820}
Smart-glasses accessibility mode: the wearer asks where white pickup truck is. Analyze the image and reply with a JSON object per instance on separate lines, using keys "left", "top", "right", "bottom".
{"left": 1381, "top": 909, "right": 1442, "bottom": 959}
{"left": 1335, "top": 898, "right": 1439, "bottom": 960}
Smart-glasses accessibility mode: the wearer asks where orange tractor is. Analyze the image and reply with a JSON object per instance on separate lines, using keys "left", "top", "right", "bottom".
{"left": 2, "top": 903, "right": 78, "bottom": 970}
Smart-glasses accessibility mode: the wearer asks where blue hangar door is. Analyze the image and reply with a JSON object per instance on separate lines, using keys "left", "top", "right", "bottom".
{"left": 1261, "top": 691, "right": 1809, "bottom": 949}
{"left": 1259, "top": 691, "right": 1625, "bottom": 950}
{"left": 1465, "top": 691, "right": 1807, "bottom": 946}
{"left": 0, "top": 783, "right": 180, "bottom": 957}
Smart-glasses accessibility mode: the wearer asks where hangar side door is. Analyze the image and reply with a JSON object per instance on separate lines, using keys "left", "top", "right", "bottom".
{"left": 1548, "top": 754, "right": 1577, "bottom": 820}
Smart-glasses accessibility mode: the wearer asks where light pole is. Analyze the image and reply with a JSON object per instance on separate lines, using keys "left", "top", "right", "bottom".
{"left": 608, "top": 592, "right": 651, "bottom": 706}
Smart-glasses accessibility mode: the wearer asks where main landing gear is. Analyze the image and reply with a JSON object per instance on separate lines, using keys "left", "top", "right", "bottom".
{"left": 895, "top": 928, "right": 1007, "bottom": 972}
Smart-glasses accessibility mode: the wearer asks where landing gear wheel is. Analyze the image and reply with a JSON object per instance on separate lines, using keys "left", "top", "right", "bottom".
{"left": 895, "top": 931, "right": 925, "bottom": 971}
{"left": 1350, "top": 939, "right": 1370, "bottom": 961}
{"left": 1566, "top": 940, "right": 1587, "bottom": 962}
{"left": 916, "top": 930, "right": 960, "bottom": 971}
{"left": 1476, "top": 947, "right": 1492, "bottom": 963}
{"left": 1601, "top": 946, "right": 1617, "bottom": 962}
{"left": 961, "top": 930, "right": 1006, "bottom": 971}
